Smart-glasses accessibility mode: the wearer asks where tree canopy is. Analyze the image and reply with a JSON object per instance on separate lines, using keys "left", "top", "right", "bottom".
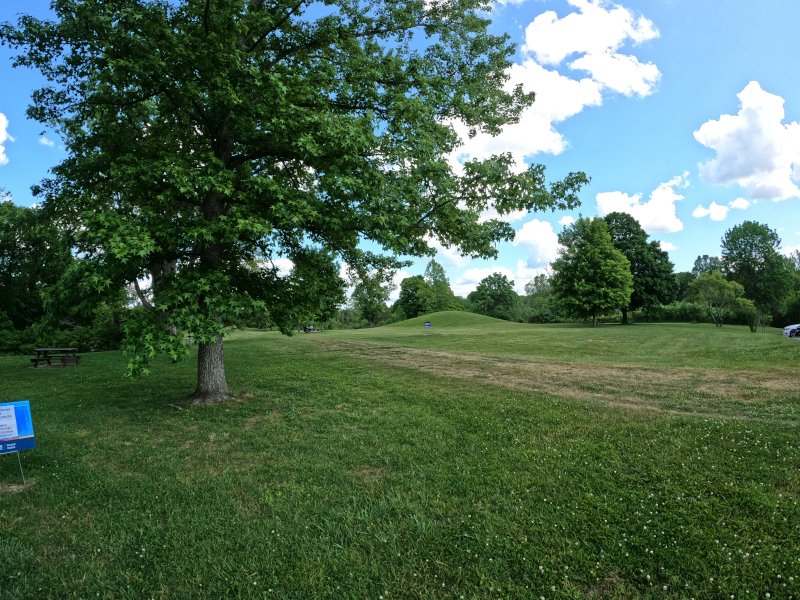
{"left": 349, "top": 267, "right": 394, "bottom": 327}
{"left": 692, "top": 254, "right": 722, "bottom": 277}
{"left": 721, "top": 221, "right": 792, "bottom": 329}
{"left": 467, "top": 272, "right": 518, "bottom": 321}
{"left": 603, "top": 212, "right": 675, "bottom": 323}
{"left": 685, "top": 271, "right": 751, "bottom": 327}
{"left": 0, "top": 201, "right": 73, "bottom": 329}
{"left": 2, "top": 0, "right": 586, "bottom": 402}
{"left": 551, "top": 217, "right": 632, "bottom": 327}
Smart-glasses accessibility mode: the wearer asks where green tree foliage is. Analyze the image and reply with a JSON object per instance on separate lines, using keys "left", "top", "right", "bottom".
{"left": 423, "top": 259, "right": 457, "bottom": 313}
{"left": 349, "top": 268, "right": 394, "bottom": 327}
{"left": 2, "top": 1, "right": 586, "bottom": 402}
{"left": 721, "top": 221, "right": 793, "bottom": 330}
{"left": 685, "top": 271, "right": 752, "bottom": 327}
{"left": 770, "top": 250, "right": 800, "bottom": 327}
{"left": 551, "top": 217, "right": 633, "bottom": 327}
{"left": 393, "top": 275, "right": 429, "bottom": 320}
{"left": 692, "top": 254, "right": 722, "bottom": 277}
{"left": 524, "top": 273, "right": 557, "bottom": 322}
{"left": 467, "top": 272, "right": 519, "bottom": 321}
{"left": 0, "top": 201, "right": 73, "bottom": 329}
{"left": 674, "top": 271, "right": 695, "bottom": 301}
{"left": 603, "top": 212, "right": 676, "bottom": 324}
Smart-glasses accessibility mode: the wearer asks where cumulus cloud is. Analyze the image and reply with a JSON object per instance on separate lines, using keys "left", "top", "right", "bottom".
{"left": 38, "top": 136, "right": 56, "bottom": 147}
{"left": 449, "top": 0, "right": 660, "bottom": 172}
{"left": 558, "top": 215, "right": 576, "bottom": 227}
{"left": 692, "top": 197, "right": 751, "bottom": 222}
{"left": 425, "top": 234, "right": 471, "bottom": 267}
{"left": 691, "top": 202, "right": 729, "bottom": 221}
{"left": 512, "top": 218, "right": 560, "bottom": 266}
{"left": 659, "top": 241, "right": 676, "bottom": 252}
{"left": 729, "top": 197, "right": 751, "bottom": 210}
{"left": 693, "top": 81, "right": 800, "bottom": 201}
{"left": 522, "top": 0, "right": 658, "bottom": 65}
{"left": 448, "top": 61, "right": 602, "bottom": 170}
{"left": 596, "top": 172, "right": 687, "bottom": 233}
{"left": 0, "top": 113, "right": 12, "bottom": 165}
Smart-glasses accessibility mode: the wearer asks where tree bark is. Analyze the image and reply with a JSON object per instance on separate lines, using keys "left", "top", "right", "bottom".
{"left": 191, "top": 337, "right": 229, "bottom": 404}
{"left": 621, "top": 307, "right": 629, "bottom": 325}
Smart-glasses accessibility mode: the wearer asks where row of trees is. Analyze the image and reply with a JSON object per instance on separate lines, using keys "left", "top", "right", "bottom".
{"left": 347, "top": 215, "right": 797, "bottom": 331}
{"left": 546, "top": 216, "right": 796, "bottom": 329}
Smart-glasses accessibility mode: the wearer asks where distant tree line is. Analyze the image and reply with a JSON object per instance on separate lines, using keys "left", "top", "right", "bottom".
{"left": 339, "top": 215, "right": 800, "bottom": 331}
{"left": 4, "top": 194, "right": 800, "bottom": 351}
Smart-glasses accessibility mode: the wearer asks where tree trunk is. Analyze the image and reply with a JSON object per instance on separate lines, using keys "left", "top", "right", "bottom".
{"left": 592, "top": 314, "right": 598, "bottom": 327}
{"left": 621, "top": 307, "right": 629, "bottom": 325}
{"left": 191, "top": 337, "right": 229, "bottom": 404}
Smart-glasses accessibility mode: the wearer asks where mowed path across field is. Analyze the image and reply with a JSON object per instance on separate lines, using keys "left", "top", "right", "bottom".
{"left": 308, "top": 312, "right": 800, "bottom": 426}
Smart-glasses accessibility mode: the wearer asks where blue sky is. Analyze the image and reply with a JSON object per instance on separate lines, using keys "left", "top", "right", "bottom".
{"left": 1, "top": 0, "right": 799, "bottom": 298}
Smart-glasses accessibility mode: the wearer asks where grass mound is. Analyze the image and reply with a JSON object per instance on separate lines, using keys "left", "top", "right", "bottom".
{"left": 385, "top": 310, "right": 517, "bottom": 329}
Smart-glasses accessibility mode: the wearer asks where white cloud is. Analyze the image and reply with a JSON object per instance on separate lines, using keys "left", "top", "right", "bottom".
{"left": 512, "top": 218, "right": 560, "bottom": 266}
{"left": 692, "top": 201, "right": 729, "bottom": 221}
{"left": 694, "top": 81, "right": 800, "bottom": 201}
{"left": 523, "top": 0, "right": 659, "bottom": 65}
{"left": 449, "top": 0, "right": 660, "bottom": 172}
{"left": 596, "top": 172, "right": 687, "bottom": 233}
{"left": 512, "top": 260, "right": 551, "bottom": 293}
{"left": 477, "top": 206, "right": 529, "bottom": 225}
{"left": 692, "top": 196, "right": 752, "bottom": 221}
{"left": 425, "top": 234, "right": 470, "bottom": 267}
{"left": 268, "top": 257, "right": 294, "bottom": 276}
{"left": 38, "top": 136, "right": 56, "bottom": 147}
{"left": 0, "top": 113, "right": 12, "bottom": 165}
{"left": 783, "top": 244, "right": 800, "bottom": 258}
{"left": 448, "top": 61, "right": 602, "bottom": 171}
{"left": 659, "top": 241, "right": 676, "bottom": 252}
{"left": 558, "top": 215, "right": 576, "bottom": 227}
{"left": 569, "top": 52, "right": 660, "bottom": 96}
{"left": 729, "top": 197, "right": 751, "bottom": 210}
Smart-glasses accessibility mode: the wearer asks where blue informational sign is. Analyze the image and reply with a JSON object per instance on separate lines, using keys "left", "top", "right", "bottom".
{"left": 0, "top": 400, "right": 35, "bottom": 454}
{"left": 424, "top": 321, "right": 431, "bottom": 329}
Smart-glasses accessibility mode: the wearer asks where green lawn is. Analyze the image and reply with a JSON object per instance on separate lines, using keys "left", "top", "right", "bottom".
{"left": 1, "top": 314, "right": 798, "bottom": 599}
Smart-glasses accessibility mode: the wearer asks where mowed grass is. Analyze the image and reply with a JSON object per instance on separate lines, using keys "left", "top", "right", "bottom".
{"left": 0, "top": 313, "right": 798, "bottom": 599}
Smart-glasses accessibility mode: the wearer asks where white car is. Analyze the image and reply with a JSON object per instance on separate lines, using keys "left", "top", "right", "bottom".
{"left": 783, "top": 323, "right": 800, "bottom": 337}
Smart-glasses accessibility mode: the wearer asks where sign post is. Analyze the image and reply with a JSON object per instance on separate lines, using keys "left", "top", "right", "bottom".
{"left": 0, "top": 400, "right": 35, "bottom": 484}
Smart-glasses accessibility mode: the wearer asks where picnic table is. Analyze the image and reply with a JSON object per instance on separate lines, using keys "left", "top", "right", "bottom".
{"left": 30, "top": 347, "right": 81, "bottom": 368}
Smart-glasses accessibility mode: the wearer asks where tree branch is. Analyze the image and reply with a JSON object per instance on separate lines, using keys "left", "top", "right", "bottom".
{"left": 133, "top": 278, "right": 154, "bottom": 310}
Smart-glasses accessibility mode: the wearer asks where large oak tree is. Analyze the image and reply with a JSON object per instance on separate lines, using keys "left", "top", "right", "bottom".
{"left": 2, "top": 0, "right": 585, "bottom": 402}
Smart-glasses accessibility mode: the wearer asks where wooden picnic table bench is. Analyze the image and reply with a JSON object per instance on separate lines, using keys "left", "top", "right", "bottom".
{"left": 30, "top": 347, "right": 81, "bottom": 368}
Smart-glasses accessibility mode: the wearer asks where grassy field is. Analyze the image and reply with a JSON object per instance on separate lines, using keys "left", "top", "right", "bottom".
{"left": 1, "top": 313, "right": 798, "bottom": 599}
